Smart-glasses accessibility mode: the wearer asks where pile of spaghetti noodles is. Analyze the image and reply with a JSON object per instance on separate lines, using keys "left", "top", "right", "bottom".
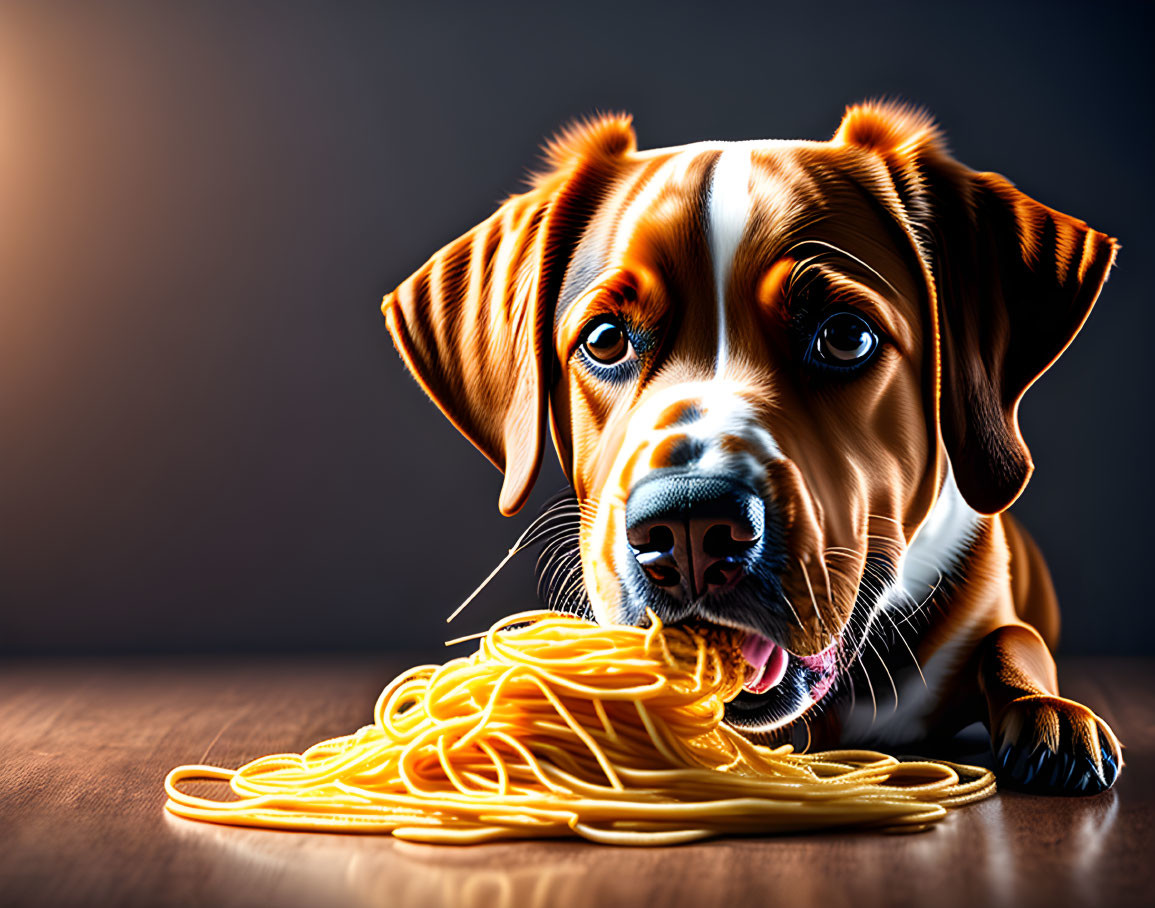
{"left": 164, "top": 611, "right": 994, "bottom": 845}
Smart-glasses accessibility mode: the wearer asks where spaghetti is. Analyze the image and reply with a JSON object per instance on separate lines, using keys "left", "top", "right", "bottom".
{"left": 165, "top": 611, "right": 994, "bottom": 845}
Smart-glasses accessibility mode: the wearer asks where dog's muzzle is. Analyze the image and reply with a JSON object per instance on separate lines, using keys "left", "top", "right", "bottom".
{"left": 625, "top": 471, "right": 765, "bottom": 601}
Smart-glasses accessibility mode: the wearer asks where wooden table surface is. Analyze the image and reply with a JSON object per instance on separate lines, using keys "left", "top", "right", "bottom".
{"left": 2, "top": 655, "right": 1152, "bottom": 908}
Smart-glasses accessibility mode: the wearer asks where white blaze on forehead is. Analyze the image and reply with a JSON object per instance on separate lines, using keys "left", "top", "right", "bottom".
{"left": 706, "top": 147, "right": 754, "bottom": 377}
{"left": 604, "top": 142, "right": 756, "bottom": 375}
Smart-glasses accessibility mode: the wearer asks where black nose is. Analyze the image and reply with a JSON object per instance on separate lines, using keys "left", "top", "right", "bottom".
{"left": 625, "top": 472, "right": 765, "bottom": 601}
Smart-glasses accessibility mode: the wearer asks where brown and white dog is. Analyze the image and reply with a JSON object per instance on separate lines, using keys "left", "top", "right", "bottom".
{"left": 382, "top": 101, "right": 1122, "bottom": 795}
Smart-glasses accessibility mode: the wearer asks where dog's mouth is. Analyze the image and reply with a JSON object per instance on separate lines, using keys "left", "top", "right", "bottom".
{"left": 739, "top": 631, "right": 790, "bottom": 694}
{"left": 737, "top": 629, "right": 838, "bottom": 697}
{"left": 697, "top": 622, "right": 842, "bottom": 732}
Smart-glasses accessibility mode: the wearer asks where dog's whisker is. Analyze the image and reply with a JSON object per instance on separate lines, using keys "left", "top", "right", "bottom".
{"left": 856, "top": 648, "right": 878, "bottom": 723}
{"left": 837, "top": 559, "right": 895, "bottom": 698}
{"left": 530, "top": 500, "right": 592, "bottom": 619}
{"left": 447, "top": 499, "right": 583, "bottom": 624}
{"left": 823, "top": 536, "right": 948, "bottom": 651}
{"left": 865, "top": 635, "right": 899, "bottom": 712}
{"left": 830, "top": 601, "right": 863, "bottom": 712}
{"left": 800, "top": 716, "right": 813, "bottom": 754}
{"left": 862, "top": 535, "right": 906, "bottom": 556}
{"left": 796, "top": 556, "right": 830, "bottom": 642}
{"left": 779, "top": 589, "right": 806, "bottom": 634}
{"left": 538, "top": 547, "right": 583, "bottom": 605}
{"left": 818, "top": 552, "right": 836, "bottom": 609}
{"left": 881, "top": 608, "right": 927, "bottom": 688}
{"left": 559, "top": 569, "right": 590, "bottom": 617}
{"left": 536, "top": 522, "right": 580, "bottom": 554}
{"left": 866, "top": 566, "right": 924, "bottom": 616}
{"left": 861, "top": 533, "right": 947, "bottom": 572}
{"left": 895, "top": 569, "right": 946, "bottom": 628}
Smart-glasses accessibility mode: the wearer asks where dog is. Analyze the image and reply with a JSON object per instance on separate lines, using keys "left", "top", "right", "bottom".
{"left": 382, "top": 101, "right": 1122, "bottom": 795}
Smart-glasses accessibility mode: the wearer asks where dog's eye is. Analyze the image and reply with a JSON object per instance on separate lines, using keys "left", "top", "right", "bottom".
{"left": 812, "top": 312, "right": 878, "bottom": 368}
{"left": 581, "top": 317, "right": 633, "bottom": 366}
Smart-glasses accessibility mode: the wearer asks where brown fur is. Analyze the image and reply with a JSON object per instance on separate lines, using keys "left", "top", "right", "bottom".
{"left": 383, "top": 102, "right": 1122, "bottom": 792}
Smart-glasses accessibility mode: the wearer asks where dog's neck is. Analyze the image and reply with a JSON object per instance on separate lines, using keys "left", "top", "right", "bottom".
{"left": 832, "top": 461, "right": 986, "bottom": 745}
{"left": 892, "top": 460, "right": 983, "bottom": 611}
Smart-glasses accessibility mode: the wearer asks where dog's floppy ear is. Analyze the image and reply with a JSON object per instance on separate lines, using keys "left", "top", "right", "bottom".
{"left": 382, "top": 115, "right": 635, "bottom": 515}
{"left": 835, "top": 101, "right": 1119, "bottom": 514}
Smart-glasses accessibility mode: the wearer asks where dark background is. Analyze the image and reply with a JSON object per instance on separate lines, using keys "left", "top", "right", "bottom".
{"left": 1, "top": 0, "right": 1150, "bottom": 657}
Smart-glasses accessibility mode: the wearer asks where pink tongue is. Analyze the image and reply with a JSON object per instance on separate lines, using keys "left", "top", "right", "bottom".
{"left": 740, "top": 633, "right": 775, "bottom": 669}
{"left": 740, "top": 633, "right": 789, "bottom": 694}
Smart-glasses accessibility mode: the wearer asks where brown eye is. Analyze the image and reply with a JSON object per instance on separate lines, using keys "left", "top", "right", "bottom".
{"left": 582, "top": 317, "right": 633, "bottom": 365}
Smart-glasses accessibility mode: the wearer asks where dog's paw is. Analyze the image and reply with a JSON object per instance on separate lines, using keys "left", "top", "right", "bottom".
{"left": 993, "top": 695, "right": 1123, "bottom": 795}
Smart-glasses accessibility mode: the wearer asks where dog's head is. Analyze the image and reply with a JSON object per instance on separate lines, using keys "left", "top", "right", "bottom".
{"left": 383, "top": 102, "right": 1117, "bottom": 732}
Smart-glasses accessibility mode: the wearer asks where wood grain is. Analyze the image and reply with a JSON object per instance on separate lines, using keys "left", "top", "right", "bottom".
{"left": 1, "top": 656, "right": 1151, "bottom": 908}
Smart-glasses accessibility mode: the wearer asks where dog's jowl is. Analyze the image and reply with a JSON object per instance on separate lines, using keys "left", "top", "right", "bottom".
{"left": 383, "top": 101, "right": 1122, "bottom": 795}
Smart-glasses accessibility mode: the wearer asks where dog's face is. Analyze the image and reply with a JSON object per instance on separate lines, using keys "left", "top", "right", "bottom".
{"left": 550, "top": 139, "right": 939, "bottom": 729}
{"left": 384, "top": 103, "right": 1116, "bottom": 732}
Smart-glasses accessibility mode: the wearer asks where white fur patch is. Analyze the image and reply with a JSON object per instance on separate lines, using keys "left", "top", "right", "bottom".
{"left": 706, "top": 148, "right": 753, "bottom": 377}
{"left": 843, "top": 464, "right": 984, "bottom": 743}
{"left": 895, "top": 463, "right": 980, "bottom": 607}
